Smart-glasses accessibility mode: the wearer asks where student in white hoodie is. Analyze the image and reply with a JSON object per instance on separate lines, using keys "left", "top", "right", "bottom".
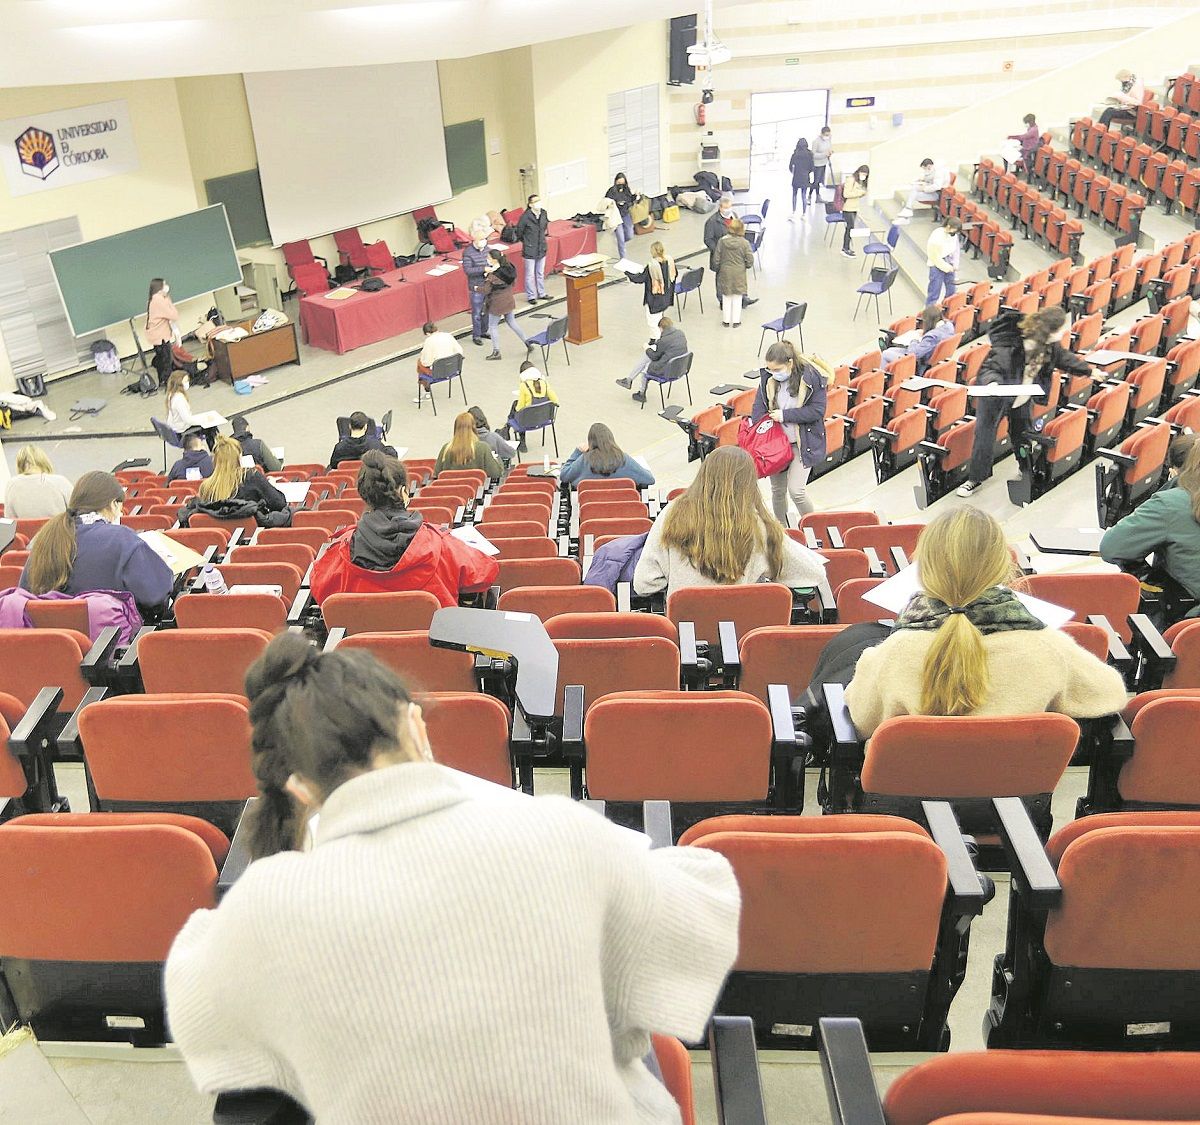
{"left": 165, "top": 634, "right": 739, "bottom": 1125}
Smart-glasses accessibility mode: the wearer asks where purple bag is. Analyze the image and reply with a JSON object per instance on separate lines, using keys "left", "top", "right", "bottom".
{"left": 582, "top": 532, "right": 648, "bottom": 594}
{"left": 0, "top": 586, "right": 143, "bottom": 645}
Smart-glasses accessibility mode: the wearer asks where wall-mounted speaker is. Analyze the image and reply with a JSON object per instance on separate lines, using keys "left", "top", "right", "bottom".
{"left": 669, "top": 15, "right": 697, "bottom": 86}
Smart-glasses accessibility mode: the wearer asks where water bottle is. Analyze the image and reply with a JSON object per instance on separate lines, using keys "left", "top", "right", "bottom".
{"left": 202, "top": 564, "right": 227, "bottom": 595}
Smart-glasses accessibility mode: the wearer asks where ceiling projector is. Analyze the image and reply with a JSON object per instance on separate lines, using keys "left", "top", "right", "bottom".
{"left": 687, "top": 40, "right": 732, "bottom": 68}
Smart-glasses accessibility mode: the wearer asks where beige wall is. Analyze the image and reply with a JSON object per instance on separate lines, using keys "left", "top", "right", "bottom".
{"left": 0, "top": 78, "right": 207, "bottom": 391}
{"left": 530, "top": 25, "right": 669, "bottom": 220}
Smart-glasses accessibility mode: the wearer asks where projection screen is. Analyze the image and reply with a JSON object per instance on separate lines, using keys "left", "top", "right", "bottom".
{"left": 244, "top": 61, "right": 452, "bottom": 247}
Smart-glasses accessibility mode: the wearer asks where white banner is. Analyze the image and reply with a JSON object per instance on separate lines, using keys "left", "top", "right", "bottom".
{"left": 0, "top": 99, "right": 139, "bottom": 197}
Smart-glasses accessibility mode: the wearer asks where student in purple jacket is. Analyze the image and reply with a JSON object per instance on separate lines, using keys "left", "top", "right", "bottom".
{"left": 20, "top": 471, "right": 173, "bottom": 611}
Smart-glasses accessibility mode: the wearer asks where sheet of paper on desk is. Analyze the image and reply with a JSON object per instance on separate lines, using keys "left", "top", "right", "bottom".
{"left": 891, "top": 329, "right": 922, "bottom": 346}
{"left": 1086, "top": 349, "right": 1147, "bottom": 364}
{"left": 899, "top": 377, "right": 1042, "bottom": 396}
{"left": 138, "top": 530, "right": 206, "bottom": 575}
{"left": 863, "top": 563, "right": 1074, "bottom": 628}
{"left": 274, "top": 481, "right": 310, "bottom": 504}
{"left": 562, "top": 252, "right": 607, "bottom": 269}
{"left": 325, "top": 288, "right": 358, "bottom": 300}
{"left": 190, "top": 410, "right": 228, "bottom": 428}
{"left": 271, "top": 447, "right": 285, "bottom": 461}
{"left": 394, "top": 447, "right": 409, "bottom": 460}
{"left": 450, "top": 524, "right": 499, "bottom": 556}
{"left": 614, "top": 258, "right": 642, "bottom": 273}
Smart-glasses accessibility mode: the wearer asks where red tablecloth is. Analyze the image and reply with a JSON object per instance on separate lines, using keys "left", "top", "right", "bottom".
{"left": 395, "top": 260, "right": 469, "bottom": 322}
{"left": 545, "top": 220, "right": 598, "bottom": 270}
{"left": 299, "top": 271, "right": 427, "bottom": 354}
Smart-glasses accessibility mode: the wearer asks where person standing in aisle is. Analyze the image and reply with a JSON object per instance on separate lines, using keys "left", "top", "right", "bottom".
{"left": 145, "top": 277, "right": 180, "bottom": 388}
{"left": 515, "top": 195, "right": 550, "bottom": 303}
{"left": 751, "top": 340, "right": 832, "bottom": 525}
{"left": 925, "top": 215, "right": 962, "bottom": 304}
{"left": 715, "top": 218, "right": 756, "bottom": 328}
{"left": 839, "top": 166, "right": 869, "bottom": 257}
{"left": 704, "top": 194, "right": 736, "bottom": 304}
{"left": 811, "top": 126, "right": 833, "bottom": 193}
{"left": 482, "top": 250, "right": 531, "bottom": 362}
{"left": 461, "top": 220, "right": 492, "bottom": 347}
{"left": 788, "top": 138, "right": 815, "bottom": 218}
{"left": 623, "top": 241, "right": 677, "bottom": 342}
{"left": 605, "top": 173, "right": 638, "bottom": 260}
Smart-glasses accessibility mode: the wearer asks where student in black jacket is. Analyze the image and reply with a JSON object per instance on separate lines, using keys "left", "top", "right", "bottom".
{"left": 231, "top": 414, "right": 280, "bottom": 473}
{"left": 788, "top": 138, "right": 815, "bottom": 215}
{"left": 958, "top": 307, "right": 1102, "bottom": 497}
{"left": 515, "top": 194, "right": 550, "bottom": 303}
{"left": 328, "top": 411, "right": 398, "bottom": 469}
{"left": 189, "top": 436, "right": 291, "bottom": 527}
{"left": 623, "top": 241, "right": 677, "bottom": 341}
{"left": 166, "top": 433, "right": 214, "bottom": 483}
{"left": 605, "top": 172, "right": 637, "bottom": 259}
{"left": 616, "top": 317, "right": 688, "bottom": 404}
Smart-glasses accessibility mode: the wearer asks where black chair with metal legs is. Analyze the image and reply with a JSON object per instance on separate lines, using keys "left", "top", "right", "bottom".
{"left": 644, "top": 351, "right": 694, "bottom": 411}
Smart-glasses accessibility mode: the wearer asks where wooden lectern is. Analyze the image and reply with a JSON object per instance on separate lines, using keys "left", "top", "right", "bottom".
{"left": 565, "top": 270, "right": 602, "bottom": 345}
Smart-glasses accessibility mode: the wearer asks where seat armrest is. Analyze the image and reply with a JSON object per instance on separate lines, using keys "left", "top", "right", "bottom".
{"left": 557, "top": 535, "right": 571, "bottom": 557}
{"left": 286, "top": 588, "right": 312, "bottom": 627}
{"left": 708, "top": 1016, "right": 768, "bottom": 1125}
{"left": 81, "top": 626, "right": 123, "bottom": 686}
{"left": 581, "top": 799, "right": 606, "bottom": 817}
{"left": 115, "top": 625, "right": 156, "bottom": 689}
{"left": 616, "top": 582, "right": 632, "bottom": 612}
{"left": 561, "top": 684, "right": 585, "bottom": 800}
{"left": 827, "top": 527, "right": 846, "bottom": 549}
{"left": 993, "top": 796, "right": 1062, "bottom": 909}
{"left": 922, "top": 800, "right": 991, "bottom": 915}
{"left": 1086, "top": 614, "right": 1131, "bottom": 671}
{"left": 323, "top": 627, "right": 346, "bottom": 652}
{"left": 815, "top": 574, "right": 837, "bottom": 622}
{"left": 55, "top": 686, "right": 107, "bottom": 758}
{"left": 1128, "top": 612, "right": 1176, "bottom": 686}
{"left": 9, "top": 687, "right": 65, "bottom": 760}
{"left": 1096, "top": 445, "right": 1136, "bottom": 468}
{"left": 678, "top": 620, "right": 700, "bottom": 680}
{"left": 217, "top": 798, "right": 259, "bottom": 902}
{"left": 642, "top": 801, "right": 673, "bottom": 850}
{"left": 823, "top": 683, "right": 861, "bottom": 747}
{"left": 717, "top": 620, "right": 740, "bottom": 685}
{"left": 917, "top": 440, "right": 950, "bottom": 461}
{"left": 863, "top": 546, "right": 885, "bottom": 577}
{"left": 212, "top": 1088, "right": 309, "bottom": 1124}
{"left": 889, "top": 546, "right": 909, "bottom": 572}
{"left": 817, "top": 1017, "right": 885, "bottom": 1125}
{"left": 485, "top": 584, "right": 500, "bottom": 610}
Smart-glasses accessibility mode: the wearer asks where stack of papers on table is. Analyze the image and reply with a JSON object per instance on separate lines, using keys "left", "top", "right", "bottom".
{"left": 864, "top": 563, "right": 1075, "bottom": 628}
{"left": 325, "top": 288, "right": 358, "bottom": 300}
{"left": 190, "top": 410, "right": 228, "bottom": 428}
{"left": 427, "top": 263, "right": 459, "bottom": 276}
{"left": 562, "top": 252, "right": 607, "bottom": 270}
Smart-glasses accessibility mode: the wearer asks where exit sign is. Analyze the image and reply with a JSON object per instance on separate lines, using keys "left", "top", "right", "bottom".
{"left": 846, "top": 96, "right": 876, "bottom": 108}
{"left": 785, "top": 57, "right": 800, "bottom": 65}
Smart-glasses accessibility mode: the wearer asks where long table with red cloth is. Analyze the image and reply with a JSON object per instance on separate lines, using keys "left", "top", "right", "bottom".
{"left": 298, "top": 222, "right": 597, "bottom": 355}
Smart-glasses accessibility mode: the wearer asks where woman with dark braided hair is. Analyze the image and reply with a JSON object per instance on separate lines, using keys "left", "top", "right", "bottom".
{"left": 165, "top": 633, "right": 740, "bottom": 1124}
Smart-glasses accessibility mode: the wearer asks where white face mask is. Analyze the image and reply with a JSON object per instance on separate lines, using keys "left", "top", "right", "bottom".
{"left": 769, "top": 367, "right": 791, "bottom": 382}
{"left": 181, "top": 378, "right": 189, "bottom": 391}
{"left": 530, "top": 202, "right": 541, "bottom": 214}
{"left": 473, "top": 238, "right": 487, "bottom": 249}
{"left": 162, "top": 284, "right": 169, "bottom": 295}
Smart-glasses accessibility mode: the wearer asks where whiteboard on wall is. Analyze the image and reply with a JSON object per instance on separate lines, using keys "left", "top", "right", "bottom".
{"left": 244, "top": 62, "right": 452, "bottom": 246}
{"left": 543, "top": 159, "right": 588, "bottom": 200}
{"left": 608, "top": 84, "right": 661, "bottom": 197}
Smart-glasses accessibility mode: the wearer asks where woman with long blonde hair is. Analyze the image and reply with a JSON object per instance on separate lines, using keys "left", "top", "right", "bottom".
{"left": 633, "top": 445, "right": 825, "bottom": 597}
{"left": 622, "top": 240, "right": 677, "bottom": 340}
{"left": 186, "top": 435, "right": 289, "bottom": 525}
{"left": 844, "top": 507, "right": 1125, "bottom": 735}
{"left": 3, "top": 445, "right": 72, "bottom": 519}
{"left": 433, "top": 412, "right": 503, "bottom": 479}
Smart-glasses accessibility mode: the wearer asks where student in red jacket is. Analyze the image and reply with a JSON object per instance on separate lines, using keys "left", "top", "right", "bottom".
{"left": 310, "top": 450, "right": 498, "bottom": 607}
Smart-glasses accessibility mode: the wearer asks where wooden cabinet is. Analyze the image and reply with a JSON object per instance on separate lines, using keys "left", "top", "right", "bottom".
{"left": 210, "top": 319, "right": 301, "bottom": 384}
{"left": 565, "top": 271, "right": 602, "bottom": 345}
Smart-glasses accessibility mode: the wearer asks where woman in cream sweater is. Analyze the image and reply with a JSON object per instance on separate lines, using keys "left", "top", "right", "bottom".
{"left": 634, "top": 445, "right": 826, "bottom": 598}
{"left": 844, "top": 507, "right": 1127, "bottom": 735}
{"left": 165, "top": 634, "right": 739, "bottom": 1125}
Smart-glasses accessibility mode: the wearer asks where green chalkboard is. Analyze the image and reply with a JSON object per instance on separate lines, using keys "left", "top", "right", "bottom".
{"left": 205, "top": 168, "right": 270, "bottom": 248}
{"left": 49, "top": 205, "right": 241, "bottom": 337}
{"left": 445, "top": 119, "right": 488, "bottom": 195}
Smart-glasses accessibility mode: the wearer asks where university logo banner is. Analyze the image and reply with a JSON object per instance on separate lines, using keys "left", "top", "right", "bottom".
{"left": 0, "top": 99, "right": 139, "bottom": 197}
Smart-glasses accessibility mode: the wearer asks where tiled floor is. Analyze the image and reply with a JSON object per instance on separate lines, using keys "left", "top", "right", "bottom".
{"left": 4, "top": 187, "right": 1196, "bottom": 1123}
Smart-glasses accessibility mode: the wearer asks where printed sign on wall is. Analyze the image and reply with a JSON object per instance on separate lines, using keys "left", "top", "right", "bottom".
{"left": 0, "top": 99, "right": 139, "bottom": 197}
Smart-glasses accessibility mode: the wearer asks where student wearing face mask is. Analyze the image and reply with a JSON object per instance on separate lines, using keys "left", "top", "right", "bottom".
{"left": 750, "top": 340, "right": 833, "bottom": 525}
{"left": 703, "top": 195, "right": 736, "bottom": 304}
{"left": 605, "top": 173, "right": 637, "bottom": 259}
{"left": 164, "top": 369, "right": 218, "bottom": 448}
{"left": 957, "top": 306, "right": 1103, "bottom": 498}
{"left": 20, "top": 471, "right": 173, "bottom": 611}
{"left": 145, "top": 277, "right": 180, "bottom": 387}
{"left": 515, "top": 194, "right": 550, "bottom": 303}
{"left": 461, "top": 219, "right": 493, "bottom": 346}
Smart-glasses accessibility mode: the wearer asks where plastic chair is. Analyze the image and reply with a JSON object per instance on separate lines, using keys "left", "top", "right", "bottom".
{"left": 418, "top": 354, "right": 466, "bottom": 416}
{"left": 644, "top": 351, "right": 694, "bottom": 411}
{"left": 526, "top": 317, "right": 570, "bottom": 372}
{"left": 861, "top": 225, "right": 900, "bottom": 275}
{"left": 511, "top": 401, "right": 559, "bottom": 458}
{"left": 674, "top": 267, "right": 705, "bottom": 318}
{"left": 853, "top": 268, "right": 899, "bottom": 321}
{"left": 757, "top": 301, "right": 807, "bottom": 357}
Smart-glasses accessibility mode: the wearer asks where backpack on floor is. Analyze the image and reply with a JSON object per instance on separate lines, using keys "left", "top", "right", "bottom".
{"left": 91, "top": 340, "right": 121, "bottom": 374}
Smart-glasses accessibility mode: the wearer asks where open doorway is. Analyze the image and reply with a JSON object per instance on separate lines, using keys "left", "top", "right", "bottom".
{"left": 749, "top": 89, "right": 829, "bottom": 196}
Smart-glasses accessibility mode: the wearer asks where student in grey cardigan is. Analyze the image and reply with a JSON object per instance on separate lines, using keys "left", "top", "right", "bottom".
{"left": 467, "top": 406, "right": 516, "bottom": 462}
{"left": 558, "top": 423, "right": 655, "bottom": 488}
{"left": 461, "top": 222, "right": 492, "bottom": 346}
{"left": 615, "top": 318, "right": 688, "bottom": 403}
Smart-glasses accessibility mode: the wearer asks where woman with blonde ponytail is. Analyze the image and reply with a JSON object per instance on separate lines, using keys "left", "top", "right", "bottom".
{"left": 843, "top": 507, "right": 1125, "bottom": 735}
{"left": 750, "top": 339, "right": 832, "bottom": 526}
{"left": 165, "top": 632, "right": 739, "bottom": 1122}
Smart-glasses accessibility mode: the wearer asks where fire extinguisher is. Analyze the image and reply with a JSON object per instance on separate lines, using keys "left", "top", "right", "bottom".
{"left": 694, "top": 102, "right": 706, "bottom": 126}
